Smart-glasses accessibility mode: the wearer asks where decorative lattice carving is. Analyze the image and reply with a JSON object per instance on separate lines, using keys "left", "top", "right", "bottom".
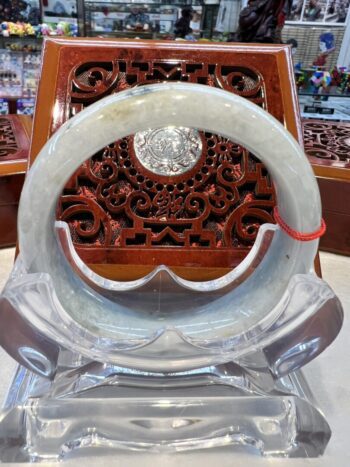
{"left": 59, "top": 59, "right": 275, "bottom": 250}
{"left": 303, "top": 120, "right": 350, "bottom": 166}
{"left": 0, "top": 117, "right": 19, "bottom": 158}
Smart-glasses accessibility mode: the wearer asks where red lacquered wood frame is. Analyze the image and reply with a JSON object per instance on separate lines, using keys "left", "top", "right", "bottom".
{"left": 29, "top": 38, "right": 307, "bottom": 280}
{"left": 0, "top": 115, "right": 31, "bottom": 248}
{"left": 303, "top": 119, "right": 350, "bottom": 255}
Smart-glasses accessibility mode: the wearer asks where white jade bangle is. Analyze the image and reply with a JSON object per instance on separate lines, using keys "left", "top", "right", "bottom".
{"left": 17, "top": 83, "right": 321, "bottom": 370}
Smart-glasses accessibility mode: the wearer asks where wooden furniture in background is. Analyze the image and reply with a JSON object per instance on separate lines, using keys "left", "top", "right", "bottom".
{"left": 303, "top": 119, "right": 350, "bottom": 256}
{"left": 0, "top": 115, "right": 31, "bottom": 248}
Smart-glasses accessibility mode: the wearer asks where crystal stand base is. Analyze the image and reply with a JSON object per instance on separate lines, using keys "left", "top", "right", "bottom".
{"left": 0, "top": 362, "right": 330, "bottom": 462}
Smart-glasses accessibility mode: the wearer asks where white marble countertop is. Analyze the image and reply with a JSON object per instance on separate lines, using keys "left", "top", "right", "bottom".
{"left": 0, "top": 249, "right": 349, "bottom": 467}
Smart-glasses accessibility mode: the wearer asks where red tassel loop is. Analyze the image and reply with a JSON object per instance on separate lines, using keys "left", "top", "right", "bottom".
{"left": 273, "top": 207, "right": 326, "bottom": 241}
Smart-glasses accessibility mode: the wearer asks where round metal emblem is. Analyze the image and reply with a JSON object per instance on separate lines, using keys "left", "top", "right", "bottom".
{"left": 134, "top": 126, "right": 202, "bottom": 176}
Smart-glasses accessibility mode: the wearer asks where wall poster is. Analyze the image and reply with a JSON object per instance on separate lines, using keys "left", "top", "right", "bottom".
{"left": 287, "top": 0, "right": 350, "bottom": 24}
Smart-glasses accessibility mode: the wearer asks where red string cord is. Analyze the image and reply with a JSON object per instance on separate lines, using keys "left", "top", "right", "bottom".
{"left": 273, "top": 207, "right": 326, "bottom": 241}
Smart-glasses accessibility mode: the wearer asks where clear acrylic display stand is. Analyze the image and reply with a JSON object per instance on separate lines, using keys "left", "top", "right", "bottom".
{"left": 0, "top": 83, "right": 343, "bottom": 461}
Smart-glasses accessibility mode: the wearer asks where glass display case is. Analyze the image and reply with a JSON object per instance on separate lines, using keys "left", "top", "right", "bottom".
{"left": 0, "top": 47, "right": 40, "bottom": 114}
{"left": 295, "top": 66, "right": 350, "bottom": 120}
{"left": 299, "top": 93, "right": 350, "bottom": 120}
{"left": 83, "top": 1, "right": 204, "bottom": 38}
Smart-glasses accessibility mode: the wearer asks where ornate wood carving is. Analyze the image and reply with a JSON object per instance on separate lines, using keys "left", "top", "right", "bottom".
{"left": 29, "top": 39, "right": 303, "bottom": 274}
{"left": 0, "top": 117, "right": 19, "bottom": 159}
{"left": 302, "top": 119, "right": 350, "bottom": 256}
{"left": 0, "top": 115, "right": 31, "bottom": 167}
{"left": 235, "top": 0, "right": 292, "bottom": 43}
{"left": 60, "top": 60, "right": 274, "bottom": 251}
{"left": 0, "top": 115, "right": 31, "bottom": 247}
{"left": 303, "top": 120, "right": 350, "bottom": 169}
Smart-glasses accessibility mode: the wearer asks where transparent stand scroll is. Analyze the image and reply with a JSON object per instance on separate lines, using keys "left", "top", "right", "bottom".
{"left": 0, "top": 83, "right": 344, "bottom": 461}
{"left": 0, "top": 223, "right": 343, "bottom": 461}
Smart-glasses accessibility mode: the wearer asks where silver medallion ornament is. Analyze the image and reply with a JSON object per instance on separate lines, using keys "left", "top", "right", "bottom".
{"left": 134, "top": 126, "right": 202, "bottom": 176}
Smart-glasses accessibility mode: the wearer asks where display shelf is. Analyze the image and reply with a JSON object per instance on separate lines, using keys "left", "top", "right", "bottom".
{"left": 83, "top": 1, "right": 206, "bottom": 38}
{"left": 299, "top": 90, "right": 350, "bottom": 97}
{"left": 296, "top": 66, "right": 350, "bottom": 96}
{"left": 0, "top": 48, "right": 39, "bottom": 114}
{"left": 87, "top": 29, "right": 156, "bottom": 39}
{"left": 0, "top": 35, "right": 42, "bottom": 52}
{"left": 300, "top": 95, "right": 350, "bottom": 121}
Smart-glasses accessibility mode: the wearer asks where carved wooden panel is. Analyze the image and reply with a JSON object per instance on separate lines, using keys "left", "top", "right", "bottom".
{"left": 61, "top": 61, "right": 274, "bottom": 251}
{"left": 0, "top": 115, "right": 31, "bottom": 248}
{"left": 0, "top": 117, "right": 18, "bottom": 159}
{"left": 30, "top": 39, "right": 302, "bottom": 274}
{"left": 0, "top": 116, "right": 30, "bottom": 164}
{"left": 303, "top": 120, "right": 350, "bottom": 169}
{"left": 303, "top": 119, "right": 350, "bottom": 256}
